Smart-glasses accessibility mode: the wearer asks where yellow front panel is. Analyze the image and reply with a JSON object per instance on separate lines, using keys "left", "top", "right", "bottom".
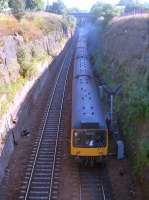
{"left": 70, "top": 129, "right": 108, "bottom": 157}
{"left": 71, "top": 146, "right": 108, "bottom": 156}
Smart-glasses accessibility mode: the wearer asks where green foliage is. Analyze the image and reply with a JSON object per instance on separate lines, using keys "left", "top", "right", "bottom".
{"left": 17, "top": 45, "right": 36, "bottom": 79}
{"left": 8, "top": 0, "right": 25, "bottom": 12}
{"left": 0, "top": 0, "right": 9, "bottom": 11}
{"left": 0, "top": 77, "right": 25, "bottom": 117}
{"left": 25, "top": 0, "right": 36, "bottom": 9}
{"left": 87, "top": 25, "right": 103, "bottom": 74}
{"left": 117, "top": 72, "right": 149, "bottom": 122}
{"left": 33, "top": 16, "right": 59, "bottom": 34}
{"left": 62, "top": 15, "right": 76, "bottom": 29}
{"left": 99, "top": 64, "right": 112, "bottom": 82}
{"left": 91, "top": 2, "right": 122, "bottom": 26}
{"left": 8, "top": 0, "right": 25, "bottom": 20}
{"left": 34, "top": 0, "right": 44, "bottom": 10}
{"left": 9, "top": 0, "right": 44, "bottom": 11}
{"left": 133, "top": 139, "right": 149, "bottom": 176}
{"left": 113, "top": 70, "right": 149, "bottom": 177}
{"left": 17, "top": 45, "right": 48, "bottom": 79}
{"left": 47, "top": 0, "right": 66, "bottom": 15}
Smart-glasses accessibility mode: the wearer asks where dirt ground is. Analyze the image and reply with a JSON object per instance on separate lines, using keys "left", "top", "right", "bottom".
{"left": 107, "top": 158, "right": 144, "bottom": 200}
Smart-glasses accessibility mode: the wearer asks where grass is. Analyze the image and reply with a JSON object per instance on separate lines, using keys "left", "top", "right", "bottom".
{"left": 0, "top": 77, "right": 26, "bottom": 117}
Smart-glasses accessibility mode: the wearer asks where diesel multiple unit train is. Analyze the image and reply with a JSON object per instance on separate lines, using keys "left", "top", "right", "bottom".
{"left": 70, "top": 30, "right": 108, "bottom": 163}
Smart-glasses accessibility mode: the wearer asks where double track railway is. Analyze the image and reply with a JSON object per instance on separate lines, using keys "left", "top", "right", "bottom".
{"left": 18, "top": 34, "right": 113, "bottom": 200}
{"left": 19, "top": 38, "right": 75, "bottom": 200}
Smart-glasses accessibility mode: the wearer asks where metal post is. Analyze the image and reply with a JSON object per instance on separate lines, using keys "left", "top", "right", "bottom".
{"left": 110, "top": 94, "right": 113, "bottom": 123}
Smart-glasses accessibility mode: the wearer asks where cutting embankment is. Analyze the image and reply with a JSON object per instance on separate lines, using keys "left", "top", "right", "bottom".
{"left": 102, "top": 14, "right": 149, "bottom": 198}
{"left": 0, "top": 12, "right": 75, "bottom": 182}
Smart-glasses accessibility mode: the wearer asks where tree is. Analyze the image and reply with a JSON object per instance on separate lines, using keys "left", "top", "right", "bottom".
{"left": 35, "top": 0, "right": 44, "bottom": 10}
{"left": 0, "top": 0, "right": 9, "bottom": 11}
{"left": 8, "top": 0, "right": 25, "bottom": 20}
{"left": 25, "top": 0, "right": 44, "bottom": 10}
{"left": 8, "top": 0, "right": 25, "bottom": 12}
{"left": 91, "top": 2, "right": 121, "bottom": 25}
{"left": 47, "top": 0, "right": 66, "bottom": 14}
{"left": 25, "top": 0, "right": 36, "bottom": 9}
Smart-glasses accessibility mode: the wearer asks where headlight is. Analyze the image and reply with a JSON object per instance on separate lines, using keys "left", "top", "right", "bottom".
{"left": 74, "top": 132, "right": 78, "bottom": 137}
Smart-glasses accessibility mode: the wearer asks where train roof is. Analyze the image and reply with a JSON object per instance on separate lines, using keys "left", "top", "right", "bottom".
{"left": 73, "top": 58, "right": 93, "bottom": 78}
{"left": 72, "top": 75, "right": 106, "bottom": 129}
{"left": 77, "top": 40, "right": 87, "bottom": 49}
{"left": 76, "top": 47, "right": 88, "bottom": 59}
{"left": 72, "top": 34, "right": 106, "bottom": 129}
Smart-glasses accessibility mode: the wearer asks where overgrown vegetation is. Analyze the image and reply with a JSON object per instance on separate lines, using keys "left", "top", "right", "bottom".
{"left": 87, "top": 13, "right": 149, "bottom": 181}
{"left": 87, "top": 24, "right": 102, "bottom": 74}
{"left": 46, "top": 0, "right": 66, "bottom": 15}
{"left": 0, "top": 11, "right": 75, "bottom": 118}
{"left": 90, "top": 2, "right": 122, "bottom": 27}
{"left": 17, "top": 45, "right": 48, "bottom": 79}
{"left": 0, "top": 44, "right": 49, "bottom": 116}
{"left": 0, "top": 12, "right": 74, "bottom": 40}
{"left": 0, "top": 0, "right": 9, "bottom": 11}
{"left": 0, "top": 0, "right": 44, "bottom": 12}
{"left": 97, "top": 61, "right": 149, "bottom": 176}
{"left": 114, "top": 69, "right": 149, "bottom": 175}
{"left": 134, "top": 139, "right": 149, "bottom": 177}
{"left": 0, "top": 77, "right": 25, "bottom": 117}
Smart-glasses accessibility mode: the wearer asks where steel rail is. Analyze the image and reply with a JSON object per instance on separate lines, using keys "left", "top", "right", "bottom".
{"left": 48, "top": 48, "right": 73, "bottom": 199}
{"left": 23, "top": 40, "right": 74, "bottom": 200}
{"left": 101, "top": 184, "right": 106, "bottom": 200}
{"left": 79, "top": 184, "right": 82, "bottom": 200}
{"left": 79, "top": 167, "right": 108, "bottom": 200}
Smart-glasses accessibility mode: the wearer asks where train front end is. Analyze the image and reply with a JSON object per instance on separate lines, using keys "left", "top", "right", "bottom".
{"left": 71, "top": 128, "right": 108, "bottom": 157}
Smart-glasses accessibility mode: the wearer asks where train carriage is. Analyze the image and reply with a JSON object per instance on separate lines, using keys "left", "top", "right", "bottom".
{"left": 76, "top": 46, "right": 88, "bottom": 59}
{"left": 70, "top": 38, "right": 108, "bottom": 162}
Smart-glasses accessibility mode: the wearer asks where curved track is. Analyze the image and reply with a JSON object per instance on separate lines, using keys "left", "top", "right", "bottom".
{"left": 19, "top": 38, "right": 75, "bottom": 200}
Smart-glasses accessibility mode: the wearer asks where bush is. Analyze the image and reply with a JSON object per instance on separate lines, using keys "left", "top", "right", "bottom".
{"left": 0, "top": 77, "right": 25, "bottom": 117}
{"left": 20, "top": 18, "right": 43, "bottom": 41}
{"left": 31, "top": 45, "right": 48, "bottom": 61}
{"left": 91, "top": 2, "right": 122, "bottom": 26}
{"left": 62, "top": 15, "right": 76, "bottom": 29}
{"left": 133, "top": 139, "right": 149, "bottom": 176}
{"left": 17, "top": 45, "right": 37, "bottom": 79}
{"left": 117, "top": 72, "right": 149, "bottom": 122}
{"left": 13, "top": 11, "right": 25, "bottom": 21}
{"left": 32, "top": 16, "right": 61, "bottom": 34}
{"left": 17, "top": 45, "right": 48, "bottom": 79}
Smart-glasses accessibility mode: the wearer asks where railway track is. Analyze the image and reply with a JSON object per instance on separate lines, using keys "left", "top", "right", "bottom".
{"left": 19, "top": 38, "right": 75, "bottom": 200}
{"left": 79, "top": 164, "right": 113, "bottom": 200}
